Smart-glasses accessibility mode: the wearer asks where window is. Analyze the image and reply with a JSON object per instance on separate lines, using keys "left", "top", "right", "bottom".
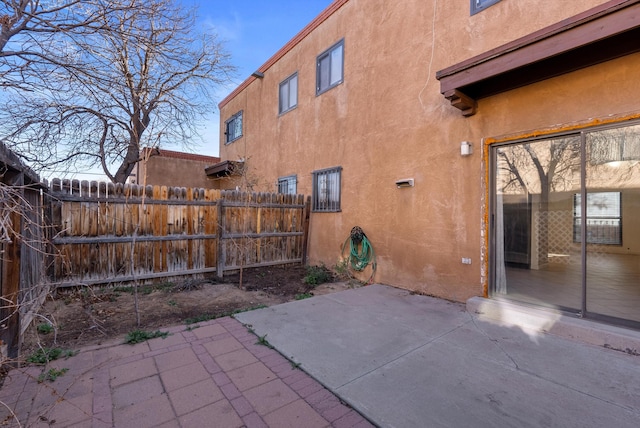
{"left": 279, "top": 73, "right": 298, "bottom": 114}
{"left": 225, "top": 111, "right": 243, "bottom": 144}
{"left": 573, "top": 192, "right": 622, "bottom": 245}
{"left": 312, "top": 167, "right": 341, "bottom": 212}
{"left": 316, "top": 39, "right": 344, "bottom": 95}
{"left": 471, "top": 0, "right": 501, "bottom": 15}
{"left": 277, "top": 175, "right": 297, "bottom": 195}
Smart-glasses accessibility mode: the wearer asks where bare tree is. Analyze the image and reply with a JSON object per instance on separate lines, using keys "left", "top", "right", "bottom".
{"left": 1, "top": 0, "right": 130, "bottom": 91}
{"left": 0, "top": 0, "right": 235, "bottom": 183}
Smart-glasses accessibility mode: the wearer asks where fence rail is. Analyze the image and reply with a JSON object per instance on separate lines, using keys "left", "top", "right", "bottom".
{"left": 47, "top": 179, "right": 310, "bottom": 288}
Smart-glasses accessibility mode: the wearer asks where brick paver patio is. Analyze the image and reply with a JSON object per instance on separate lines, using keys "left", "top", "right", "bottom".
{"left": 0, "top": 317, "right": 373, "bottom": 427}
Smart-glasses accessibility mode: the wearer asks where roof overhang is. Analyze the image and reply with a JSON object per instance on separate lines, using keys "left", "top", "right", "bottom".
{"left": 436, "top": 0, "right": 640, "bottom": 116}
{"left": 205, "top": 160, "right": 244, "bottom": 178}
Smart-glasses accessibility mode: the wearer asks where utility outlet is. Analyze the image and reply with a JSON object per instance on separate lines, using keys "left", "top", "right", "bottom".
{"left": 461, "top": 258, "right": 472, "bottom": 265}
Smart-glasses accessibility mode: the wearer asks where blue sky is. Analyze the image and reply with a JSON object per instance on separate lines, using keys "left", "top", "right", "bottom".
{"left": 185, "top": 0, "right": 334, "bottom": 157}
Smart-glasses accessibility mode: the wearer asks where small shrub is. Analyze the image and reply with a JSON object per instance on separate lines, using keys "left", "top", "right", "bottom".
{"left": 124, "top": 330, "right": 169, "bottom": 344}
{"left": 38, "top": 368, "right": 69, "bottom": 383}
{"left": 295, "top": 293, "right": 313, "bottom": 300}
{"left": 36, "top": 323, "right": 54, "bottom": 335}
{"left": 27, "top": 348, "right": 77, "bottom": 365}
{"left": 303, "top": 264, "right": 333, "bottom": 286}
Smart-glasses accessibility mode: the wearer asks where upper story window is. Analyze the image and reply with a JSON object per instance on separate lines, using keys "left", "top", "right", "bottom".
{"left": 312, "top": 166, "right": 341, "bottom": 212}
{"left": 225, "top": 111, "right": 243, "bottom": 144}
{"left": 471, "top": 0, "right": 501, "bottom": 15}
{"left": 316, "top": 39, "right": 344, "bottom": 95}
{"left": 277, "top": 175, "right": 297, "bottom": 195}
{"left": 573, "top": 192, "right": 622, "bottom": 245}
{"left": 279, "top": 73, "right": 298, "bottom": 114}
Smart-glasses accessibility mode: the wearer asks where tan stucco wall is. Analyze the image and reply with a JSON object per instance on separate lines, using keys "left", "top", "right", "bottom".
{"left": 134, "top": 156, "right": 218, "bottom": 189}
{"left": 218, "top": 0, "right": 636, "bottom": 302}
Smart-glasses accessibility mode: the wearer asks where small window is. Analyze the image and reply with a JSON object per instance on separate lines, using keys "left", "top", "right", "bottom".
{"left": 279, "top": 73, "right": 298, "bottom": 114}
{"left": 225, "top": 111, "right": 243, "bottom": 144}
{"left": 471, "top": 0, "right": 501, "bottom": 15}
{"left": 277, "top": 175, "right": 297, "bottom": 195}
{"left": 312, "top": 167, "right": 341, "bottom": 212}
{"left": 573, "top": 192, "right": 622, "bottom": 245}
{"left": 316, "top": 39, "right": 344, "bottom": 95}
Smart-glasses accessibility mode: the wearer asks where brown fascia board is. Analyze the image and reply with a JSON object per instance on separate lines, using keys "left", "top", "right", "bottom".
{"left": 218, "top": 0, "right": 350, "bottom": 110}
{"left": 205, "top": 160, "right": 244, "bottom": 178}
{"left": 436, "top": 0, "right": 640, "bottom": 116}
{"left": 141, "top": 147, "right": 219, "bottom": 163}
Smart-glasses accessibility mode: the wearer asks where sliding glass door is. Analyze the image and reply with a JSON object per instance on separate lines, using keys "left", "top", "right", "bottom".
{"left": 492, "top": 122, "right": 640, "bottom": 326}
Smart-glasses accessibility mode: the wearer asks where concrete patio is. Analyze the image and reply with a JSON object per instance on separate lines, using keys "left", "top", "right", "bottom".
{"left": 236, "top": 284, "right": 640, "bottom": 428}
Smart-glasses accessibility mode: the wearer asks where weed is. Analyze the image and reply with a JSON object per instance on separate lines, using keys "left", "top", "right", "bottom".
{"left": 167, "top": 299, "right": 177, "bottom": 307}
{"left": 27, "top": 348, "right": 78, "bottom": 365}
{"left": 303, "top": 264, "right": 333, "bottom": 286}
{"left": 37, "top": 368, "right": 69, "bottom": 383}
{"left": 124, "top": 330, "right": 169, "bottom": 344}
{"left": 36, "top": 323, "right": 54, "bottom": 335}
{"left": 290, "top": 361, "right": 301, "bottom": 369}
{"left": 295, "top": 293, "right": 313, "bottom": 300}
{"left": 256, "top": 334, "right": 274, "bottom": 349}
{"left": 334, "top": 258, "right": 349, "bottom": 277}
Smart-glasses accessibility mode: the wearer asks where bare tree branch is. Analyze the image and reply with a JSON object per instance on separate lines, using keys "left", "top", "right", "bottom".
{"left": 0, "top": 0, "right": 235, "bottom": 182}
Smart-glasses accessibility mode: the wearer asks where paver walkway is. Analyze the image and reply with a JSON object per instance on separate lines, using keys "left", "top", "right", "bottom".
{"left": 0, "top": 317, "right": 373, "bottom": 427}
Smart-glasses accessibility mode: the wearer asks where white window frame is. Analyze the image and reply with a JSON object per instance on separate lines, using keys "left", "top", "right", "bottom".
{"left": 316, "top": 39, "right": 344, "bottom": 95}
{"left": 225, "top": 111, "right": 243, "bottom": 144}
{"left": 312, "top": 166, "right": 342, "bottom": 212}
{"left": 279, "top": 73, "right": 298, "bottom": 114}
{"left": 277, "top": 175, "right": 297, "bottom": 195}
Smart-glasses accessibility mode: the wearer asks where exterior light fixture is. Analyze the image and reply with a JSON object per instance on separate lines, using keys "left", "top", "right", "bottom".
{"left": 251, "top": 71, "right": 264, "bottom": 78}
{"left": 461, "top": 141, "right": 473, "bottom": 156}
{"left": 395, "top": 178, "right": 414, "bottom": 188}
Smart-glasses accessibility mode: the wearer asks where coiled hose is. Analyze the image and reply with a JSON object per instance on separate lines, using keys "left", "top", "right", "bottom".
{"left": 342, "top": 226, "right": 377, "bottom": 284}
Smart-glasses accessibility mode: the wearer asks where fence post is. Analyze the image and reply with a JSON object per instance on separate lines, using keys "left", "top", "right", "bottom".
{"left": 1, "top": 173, "right": 24, "bottom": 360}
{"left": 302, "top": 196, "right": 311, "bottom": 265}
{"left": 216, "top": 198, "right": 225, "bottom": 279}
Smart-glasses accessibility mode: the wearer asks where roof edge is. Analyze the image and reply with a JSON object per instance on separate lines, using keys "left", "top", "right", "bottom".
{"left": 218, "top": 0, "right": 349, "bottom": 109}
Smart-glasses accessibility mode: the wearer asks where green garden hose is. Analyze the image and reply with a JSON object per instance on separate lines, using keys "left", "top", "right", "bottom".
{"left": 342, "top": 226, "right": 377, "bottom": 283}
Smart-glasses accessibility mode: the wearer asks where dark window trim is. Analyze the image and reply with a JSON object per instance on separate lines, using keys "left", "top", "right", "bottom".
{"left": 471, "top": 0, "right": 501, "bottom": 15}
{"left": 224, "top": 111, "right": 243, "bottom": 144}
{"left": 279, "top": 72, "right": 298, "bottom": 115}
{"left": 316, "top": 39, "right": 345, "bottom": 96}
{"left": 437, "top": 0, "right": 640, "bottom": 116}
{"left": 312, "top": 166, "right": 342, "bottom": 212}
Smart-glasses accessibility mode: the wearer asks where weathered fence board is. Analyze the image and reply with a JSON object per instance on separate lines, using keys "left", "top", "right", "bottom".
{"left": 46, "top": 179, "right": 310, "bottom": 287}
{"left": 1, "top": 143, "right": 49, "bottom": 360}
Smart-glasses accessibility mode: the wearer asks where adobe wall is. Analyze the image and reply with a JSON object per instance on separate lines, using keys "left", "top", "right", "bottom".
{"left": 219, "top": 0, "right": 634, "bottom": 302}
{"left": 135, "top": 156, "right": 218, "bottom": 189}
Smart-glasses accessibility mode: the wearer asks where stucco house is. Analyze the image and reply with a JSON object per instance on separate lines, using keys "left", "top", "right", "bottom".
{"left": 129, "top": 147, "right": 220, "bottom": 189}
{"left": 217, "top": 0, "right": 640, "bottom": 329}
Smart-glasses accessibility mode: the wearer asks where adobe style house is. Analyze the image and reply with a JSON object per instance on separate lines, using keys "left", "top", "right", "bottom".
{"left": 217, "top": 0, "right": 640, "bottom": 328}
{"left": 129, "top": 147, "right": 220, "bottom": 189}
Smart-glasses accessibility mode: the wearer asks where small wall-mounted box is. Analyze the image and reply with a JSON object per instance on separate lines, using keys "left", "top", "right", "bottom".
{"left": 395, "top": 178, "right": 414, "bottom": 188}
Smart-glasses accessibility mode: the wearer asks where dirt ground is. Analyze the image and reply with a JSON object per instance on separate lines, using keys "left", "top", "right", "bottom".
{"left": 21, "top": 264, "right": 356, "bottom": 355}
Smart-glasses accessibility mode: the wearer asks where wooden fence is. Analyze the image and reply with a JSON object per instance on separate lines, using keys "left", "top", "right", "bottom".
{"left": 47, "top": 179, "right": 310, "bottom": 287}
{"left": 1, "top": 144, "right": 49, "bottom": 359}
